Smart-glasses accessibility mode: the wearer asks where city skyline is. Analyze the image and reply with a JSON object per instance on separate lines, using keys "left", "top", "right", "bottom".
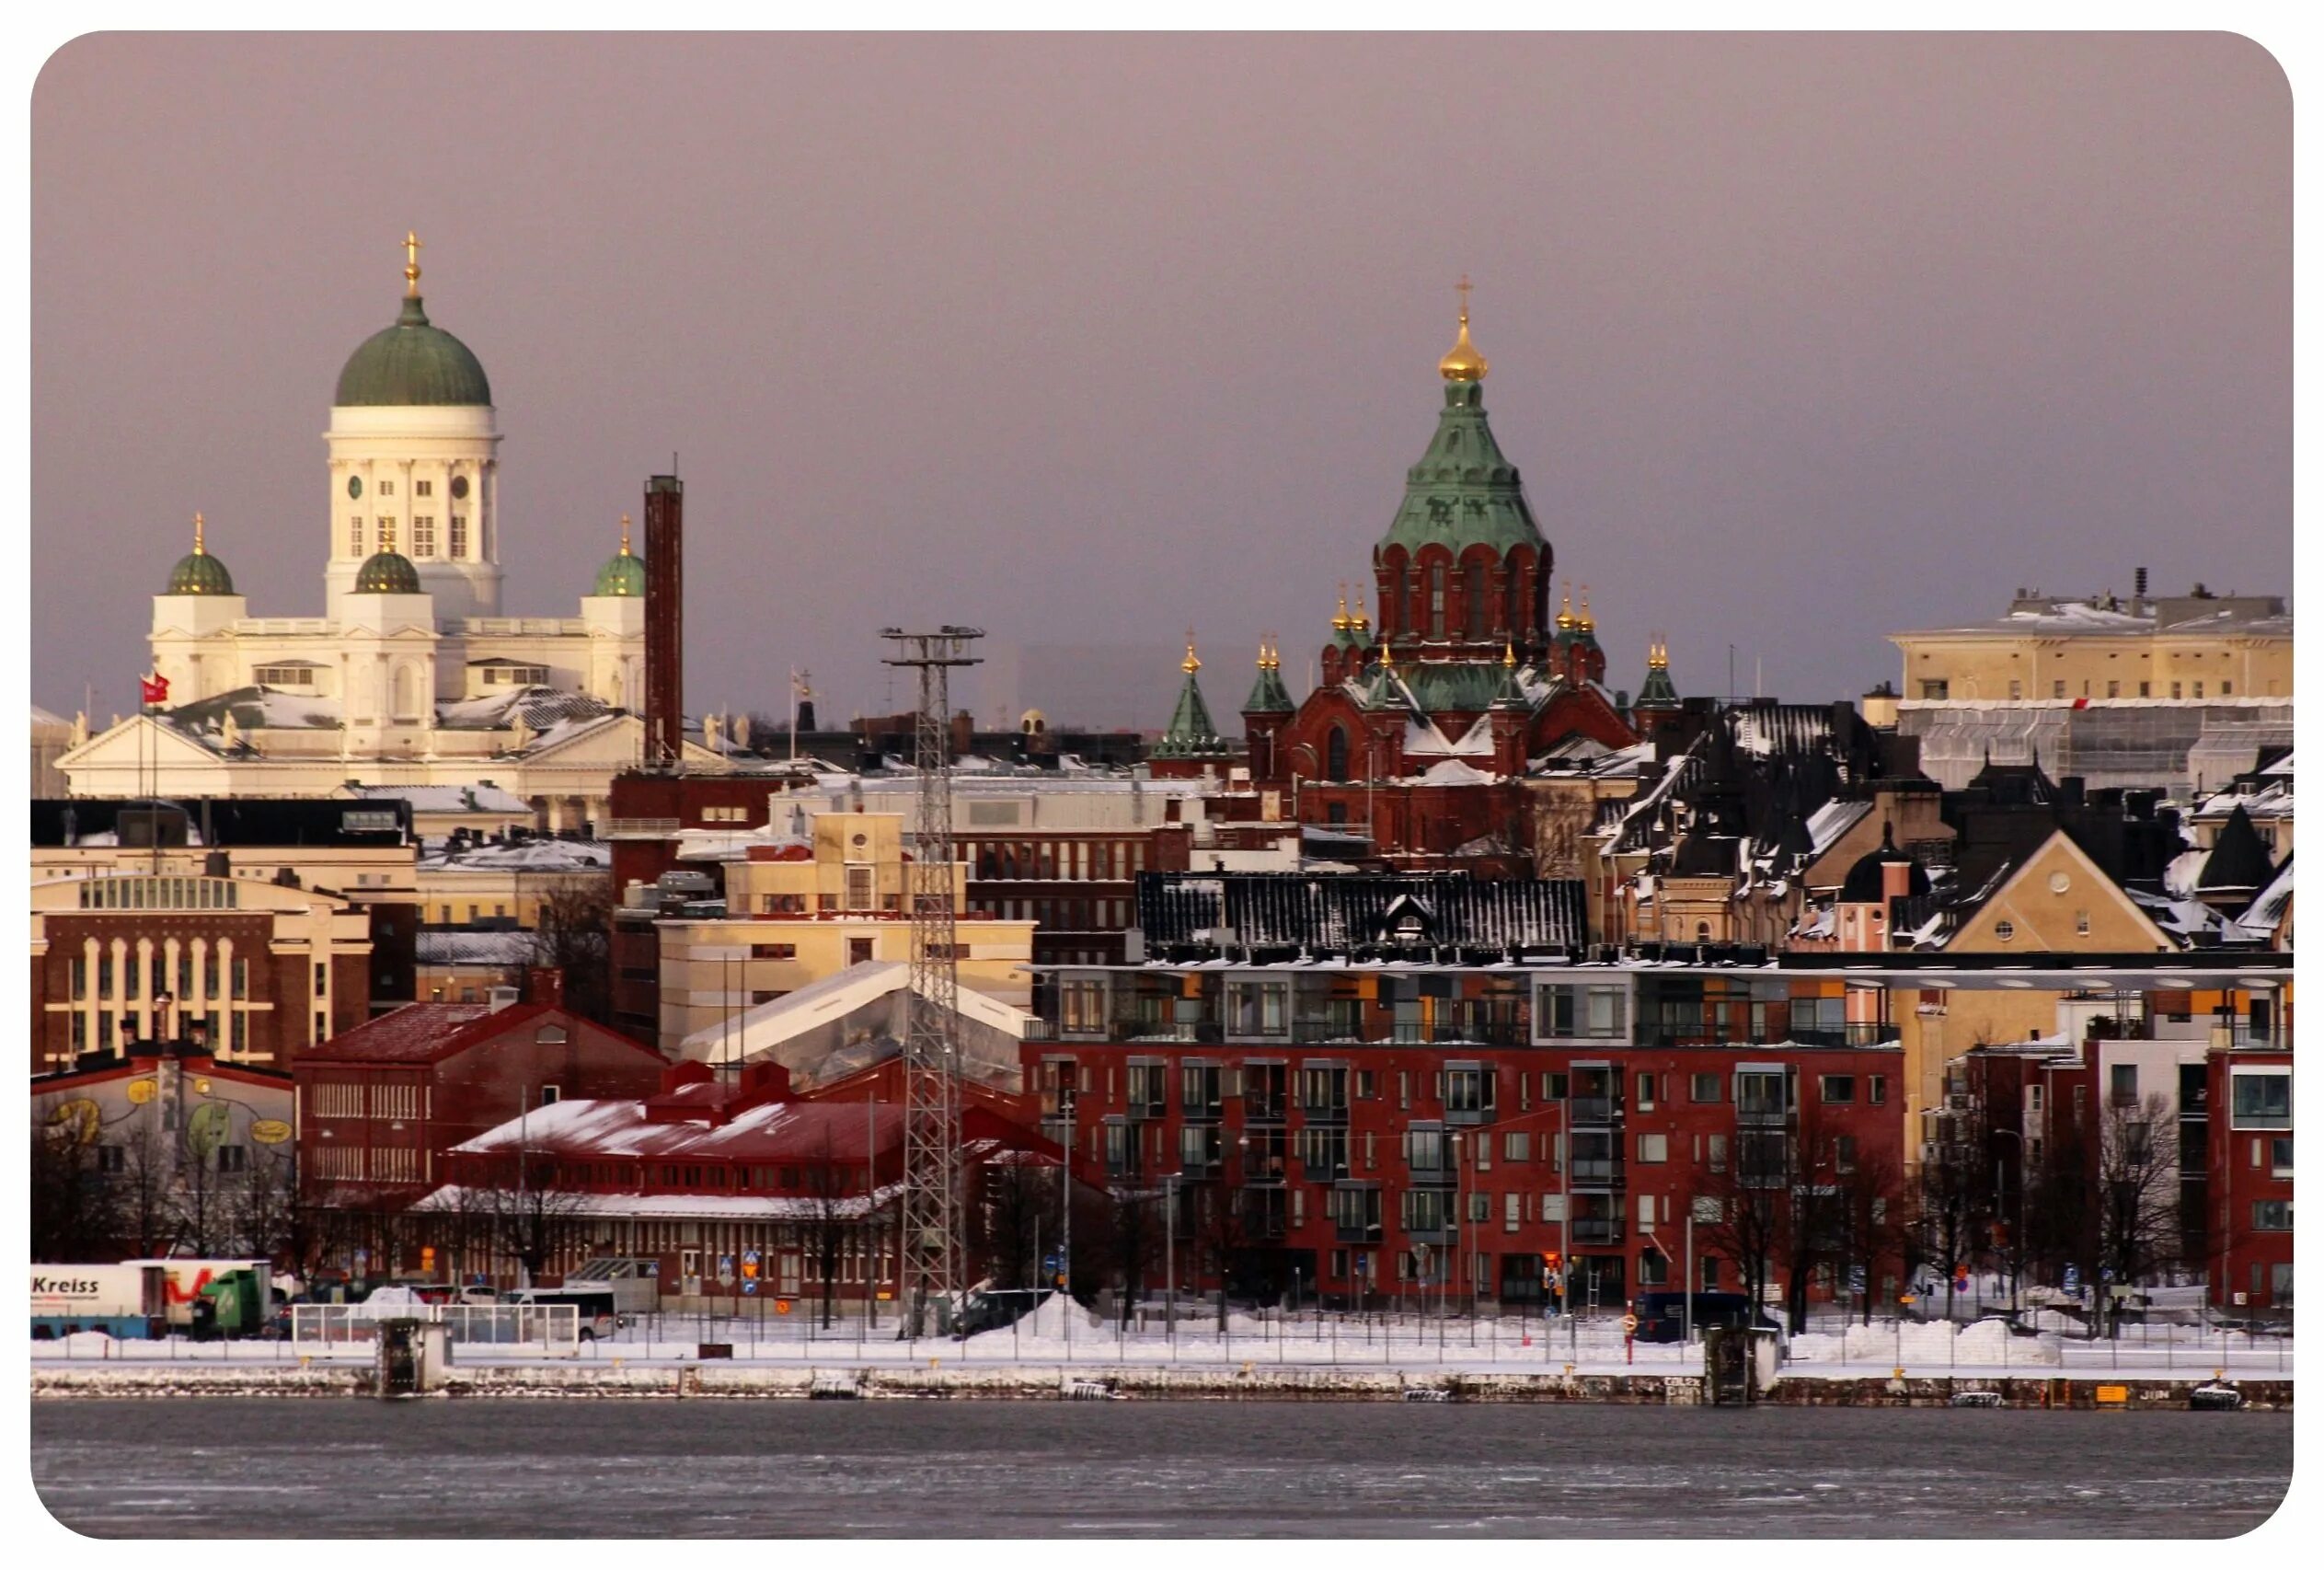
{"left": 33, "top": 32, "right": 2290, "bottom": 729}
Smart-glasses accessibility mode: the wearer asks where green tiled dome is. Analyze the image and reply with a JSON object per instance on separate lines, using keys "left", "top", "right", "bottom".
{"left": 165, "top": 514, "right": 235, "bottom": 595}
{"left": 335, "top": 295, "right": 491, "bottom": 408}
{"left": 593, "top": 548, "right": 646, "bottom": 597}
{"left": 353, "top": 549, "right": 423, "bottom": 595}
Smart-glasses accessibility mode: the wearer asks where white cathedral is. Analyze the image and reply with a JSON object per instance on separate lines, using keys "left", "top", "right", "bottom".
{"left": 57, "top": 237, "right": 723, "bottom": 828}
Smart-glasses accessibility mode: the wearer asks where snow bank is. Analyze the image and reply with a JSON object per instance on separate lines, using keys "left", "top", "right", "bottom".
{"left": 1786, "top": 1318, "right": 2058, "bottom": 1367}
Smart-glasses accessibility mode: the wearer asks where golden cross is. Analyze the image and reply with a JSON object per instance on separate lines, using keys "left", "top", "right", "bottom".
{"left": 1456, "top": 275, "right": 1473, "bottom": 324}
{"left": 618, "top": 512, "right": 632, "bottom": 553}
{"left": 404, "top": 231, "right": 423, "bottom": 294}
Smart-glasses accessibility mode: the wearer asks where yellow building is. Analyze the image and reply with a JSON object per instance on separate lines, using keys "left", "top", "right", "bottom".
{"left": 1892, "top": 585, "right": 2291, "bottom": 702}
{"left": 649, "top": 812, "right": 1035, "bottom": 1049}
{"left": 415, "top": 832, "right": 610, "bottom": 928}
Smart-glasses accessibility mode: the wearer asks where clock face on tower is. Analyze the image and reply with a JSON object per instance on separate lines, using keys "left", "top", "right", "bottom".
{"left": 450, "top": 475, "right": 469, "bottom": 500}
{"left": 347, "top": 475, "right": 362, "bottom": 500}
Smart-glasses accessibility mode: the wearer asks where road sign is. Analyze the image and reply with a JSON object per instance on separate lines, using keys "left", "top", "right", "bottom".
{"left": 2063, "top": 1265, "right": 2080, "bottom": 1294}
{"left": 776, "top": 1299, "right": 792, "bottom": 1315}
{"left": 1042, "top": 1253, "right": 1063, "bottom": 1275}
{"left": 2100, "top": 1267, "right": 2114, "bottom": 1283}
{"left": 1899, "top": 1293, "right": 1916, "bottom": 1305}
{"left": 1848, "top": 1266, "right": 1867, "bottom": 1296}
{"left": 742, "top": 1280, "right": 757, "bottom": 1296}
{"left": 743, "top": 1249, "right": 761, "bottom": 1265}
{"left": 1621, "top": 1312, "right": 1639, "bottom": 1333}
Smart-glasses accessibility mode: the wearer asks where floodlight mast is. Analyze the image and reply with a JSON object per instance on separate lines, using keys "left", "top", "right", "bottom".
{"left": 878, "top": 626, "right": 983, "bottom": 1337}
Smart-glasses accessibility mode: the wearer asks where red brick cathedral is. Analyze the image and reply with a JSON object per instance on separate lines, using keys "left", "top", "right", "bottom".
{"left": 1154, "top": 287, "right": 1640, "bottom": 862}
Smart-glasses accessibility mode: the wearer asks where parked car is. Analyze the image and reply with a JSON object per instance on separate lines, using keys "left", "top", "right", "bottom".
{"left": 950, "top": 1287, "right": 1051, "bottom": 1339}
{"left": 1630, "top": 1291, "right": 1779, "bottom": 1344}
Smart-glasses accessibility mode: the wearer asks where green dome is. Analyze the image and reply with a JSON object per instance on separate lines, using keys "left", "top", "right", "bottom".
{"left": 335, "top": 296, "right": 492, "bottom": 408}
{"left": 353, "top": 549, "right": 423, "bottom": 595}
{"left": 167, "top": 548, "right": 235, "bottom": 595}
{"left": 593, "top": 548, "right": 646, "bottom": 597}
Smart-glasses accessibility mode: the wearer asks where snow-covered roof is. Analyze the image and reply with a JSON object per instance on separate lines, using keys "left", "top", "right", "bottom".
{"left": 675, "top": 960, "right": 1029, "bottom": 1061}
{"left": 351, "top": 783, "right": 532, "bottom": 814}
{"left": 414, "top": 930, "right": 536, "bottom": 966}
{"left": 419, "top": 837, "right": 610, "bottom": 872}
{"left": 1415, "top": 758, "right": 1500, "bottom": 787}
{"left": 410, "top": 1180, "right": 903, "bottom": 1223}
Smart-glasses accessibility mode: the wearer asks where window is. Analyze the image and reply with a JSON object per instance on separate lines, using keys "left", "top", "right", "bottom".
{"left": 2192, "top": 682, "right": 2203, "bottom": 698}
{"left": 1429, "top": 562, "right": 1446, "bottom": 639}
{"left": 2250, "top": 1200, "right": 2292, "bottom": 1231}
{"left": 1690, "top": 1072, "right": 1720, "bottom": 1103}
{"left": 749, "top": 942, "right": 797, "bottom": 960}
{"left": 1226, "top": 980, "right": 1290, "bottom": 1038}
{"left": 216, "top": 1145, "right": 247, "bottom": 1173}
{"left": 1634, "top": 1072, "right": 1656, "bottom": 1111}
{"left": 1820, "top": 1075, "right": 1855, "bottom": 1104}
{"left": 415, "top": 479, "right": 432, "bottom": 497}
{"left": 1126, "top": 1063, "right": 1167, "bottom": 1116}
{"left": 2106, "top": 680, "right": 2120, "bottom": 698}
{"left": 2231, "top": 1072, "right": 2290, "bottom": 1129}
{"left": 1180, "top": 1063, "right": 1222, "bottom": 1118}
{"left": 2052, "top": 680, "right": 2065, "bottom": 698}
{"left": 377, "top": 479, "right": 395, "bottom": 497}
{"left": 1919, "top": 680, "right": 1950, "bottom": 699}
{"left": 2270, "top": 1137, "right": 2292, "bottom": 1176}
{"left": 1637, "top": 1133, "right": 1668, "bottom": 1164}
{"left": 1503, "top": 1131, "right": 1530, "bottom": 1162}
{"left": 449, "top": 515, "right": 467, "bottom": 558}
{"left": 1326, "top": 727, "right": 1349, "bottom": 782}
{"left": 1403, "top": 1125, "right": 1448, "bottom": 1173}
{"left": 539, "top": 1086, "right": 561, "bottom": 1105}
{"left": 1536, "top": 982, "right": 1626, "bottom": 1041}
{"left": 1464, "top": 560, "right": 1487, "bottom": 639}
{"left": 377, "top": 517, "right": 397, "bottom": 552}
{"left": 1444, "top": 1067, "right": 1495, "bottom": 1117}
{"left": 412, "top": 515, "right": 435, "bottom": 556}
{"left": 1639, "top": 1250, "right": 1669, "bottom": 1287}
{"left": 2076, "top": 910, "right": 2091, "bottom": 937}
{"left": 1992, "top": 919, "right": 2016, "bottom": 942}
{"left": 348, "top": 516, "right": 364, "bottom": 555}
{"left": 1869, "top": 1075, "right": 1886, "bottom": 1105}
{"left": 2008, "top": 680, "right": 2021, "bottom": 699}
{"left": 2170, "top": 681, "right": 2182, "bottom": 698}
{"left": 254, "top": 664, "right": 318, "bottom": 687}
{"left": 2110, "top": 1064, "right": 2138, "bottom": 1108}
{"left": 2137, "top": 681, "right": 2151, "bottom": 697}
{"left": 1058, "top": 979, "right": 1106, "bottom": 1034}
{"left": 2221, "top": 681, "right": 2233, "bottom": 696}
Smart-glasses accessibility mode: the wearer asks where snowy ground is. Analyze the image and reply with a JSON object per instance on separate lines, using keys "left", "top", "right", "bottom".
{"left": 29, "top": 1302, "right": 2295, "bottom": 1380}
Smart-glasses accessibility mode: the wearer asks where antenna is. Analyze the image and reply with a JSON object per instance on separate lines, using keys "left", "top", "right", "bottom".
{"left": 878, "top": 624, "right": 984, "bottom": 1337}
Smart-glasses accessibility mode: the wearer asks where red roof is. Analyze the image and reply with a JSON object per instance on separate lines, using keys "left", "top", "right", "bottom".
{"left": 300, "top": 1002, "right": 660, "bottom": 1067}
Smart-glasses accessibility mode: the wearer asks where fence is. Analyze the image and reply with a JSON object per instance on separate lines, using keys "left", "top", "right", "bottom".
{"left": 291, "top": 1303, "right": 581, "bottom": 1354}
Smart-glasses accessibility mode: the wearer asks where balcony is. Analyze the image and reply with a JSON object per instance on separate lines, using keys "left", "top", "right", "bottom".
{"left": 1569, "top": 1096, "right": 1620, "bottom": 1127}
{"left": 1243, "top": 1094, "right": 1287, "bottom": 1124}
{"left": 1735, "top": 1102, "right": 1789, "bottom": 1128}
{"left": 1335, "top": 1219, "right": 1384, "bottom": 1245}
{"left": 1297, "top": 1099, "right": 1350, "bottom": 1126}
{"left": 1570, "top": 1157, "right": 1627, "bottom": 1192}
{"left": 1111, "top": 1013, "right": 1222, "bottom": 1045}
{"left": 1570, "top": 1217, "right": 1625, "bottom": 1247}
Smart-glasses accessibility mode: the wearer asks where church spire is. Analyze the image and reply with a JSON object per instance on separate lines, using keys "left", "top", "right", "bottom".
{"left": 404, "top": 230, "right": 423, "bottom": 298}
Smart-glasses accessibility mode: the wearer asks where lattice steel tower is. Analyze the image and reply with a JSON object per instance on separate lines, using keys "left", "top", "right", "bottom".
{"left": 879, "top": 625, "right": 983, "bottom": 1336}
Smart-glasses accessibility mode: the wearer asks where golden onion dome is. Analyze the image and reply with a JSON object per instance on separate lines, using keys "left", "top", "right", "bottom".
{"left": 1438, "top": 277, "right": 1489, "bottom": 383}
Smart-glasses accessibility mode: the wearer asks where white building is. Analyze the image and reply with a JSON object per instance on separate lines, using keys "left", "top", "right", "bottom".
{"left": 57, "top": 237, "right": 722, "bottom": 827}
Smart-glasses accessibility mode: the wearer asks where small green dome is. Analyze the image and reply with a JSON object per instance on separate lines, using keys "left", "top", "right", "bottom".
{"left": 593, "top": 548, "right": 646, "bottom": 597}
{"left": 165, "top": 515, "right": 235, "bottom": 595}
{"left": 167, "top": 550, "right": 235, "bottom": 595}
{"left": 353, "top": 549, "right": 423, "bottom": 595}
{"left": 335, "top": 295, "right": 492, "bottom": 408}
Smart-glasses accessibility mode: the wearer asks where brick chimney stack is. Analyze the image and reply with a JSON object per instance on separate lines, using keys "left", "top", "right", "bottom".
{"left": 643, "top": 473, "right": 685, "bottom": 768}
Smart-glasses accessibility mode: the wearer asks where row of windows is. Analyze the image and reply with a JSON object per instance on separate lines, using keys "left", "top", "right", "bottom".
{"left": 963, "top": 838, "right": 1147, "bottom": 883}
{"left": 347, "top": 514, "right": 480, "bottom": 560}
{"left": 72, "top": 951, "right": 249, "bottom": 1002}
{"left": 76, "top": 877, "right": 238, "bottom": 910}
{"left": 68, "top": 1008, "right": 250, "bottom": 1055}
{"left": 309, "top": 1082, "right": 420, "bottom": 1120}
{"left": 1920, "top": 678, "right": 2251, "bottom": 700}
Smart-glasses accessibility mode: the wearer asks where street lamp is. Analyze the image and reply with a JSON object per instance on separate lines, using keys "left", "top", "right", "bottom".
{"left": 1164, "top": 1171, "right": 1182, "bottom": 1346}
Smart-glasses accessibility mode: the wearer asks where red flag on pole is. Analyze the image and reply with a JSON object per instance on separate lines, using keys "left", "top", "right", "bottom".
{"left": 139, "top": 671, "right": 169, "bottom": 707}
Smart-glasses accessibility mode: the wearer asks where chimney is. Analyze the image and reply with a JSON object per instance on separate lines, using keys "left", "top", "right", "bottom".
{"left": 2134, "top": 566, "right": 2148, "bottom": 606}
{"left": 526, "top": 966, "right": 566, "bottom": 1008}
{"left": 642, "top": 473, "right": 685, "bottom": 768}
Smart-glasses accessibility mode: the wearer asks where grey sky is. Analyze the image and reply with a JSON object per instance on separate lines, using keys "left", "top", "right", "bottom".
{"left": 32, "top": 32, "right": 2289, "bottom": 729}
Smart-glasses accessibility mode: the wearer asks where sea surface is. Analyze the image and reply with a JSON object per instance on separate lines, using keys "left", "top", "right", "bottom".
{"left": 31, "top": 1399, "right": 2291, "bottom": 1538}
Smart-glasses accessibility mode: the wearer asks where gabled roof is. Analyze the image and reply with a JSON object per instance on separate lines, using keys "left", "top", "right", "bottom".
{"left": 2195, "top": 805, "right": 2276, "bottom": 905}
{"left": 1137, "top": 872, "right": 1587, "bottom": 952}
{"left": 303, "top": 1002, "right": 661, "bottom": 1067}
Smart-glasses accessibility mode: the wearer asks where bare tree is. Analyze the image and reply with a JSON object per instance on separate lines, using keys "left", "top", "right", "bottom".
{"left": 1697, "top": 1139, "right": 1784, "bottom": 1324}
{"left": 1827, "top": 1135, "right": 1912, "bottom": 1325}
{"left": 802, "top": 1130, "right": 855, "bottom": 1328}
{"left": 971, "top": 1152, "right": 1047, "bottom": 1294}
{"left": 472, "top": 1147, "right": 588, "bottom": 1287}
{"left": 2093, "top": 1090, "right": 2180, "bottom": 1337}
{"left": 112, "top": 1126, "right": 181, "bottom": 1261}
{"left": 230, "top": 1146, "right": 305, "bottom": 1270}
{"left": 532, "top": 883, "right": 615, "bottom": 1025}
{"left": 1101, "top": 1186, "right": 1162, "bottom": 1331}
{"left": 30, "top": 1117, "right": 118, "bottom": 1262}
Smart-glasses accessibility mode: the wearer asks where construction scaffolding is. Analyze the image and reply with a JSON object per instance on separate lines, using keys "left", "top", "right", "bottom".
{"left": 879, "top": 626, "right": 983, "bottom": 1337}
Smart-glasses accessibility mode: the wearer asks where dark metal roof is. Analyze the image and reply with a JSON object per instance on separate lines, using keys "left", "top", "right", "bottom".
{"left": 30, "top": 796, "right": 413, "bottom": 848}
{"left": 1136, "top": 872, "right": 1587, "bottom": 955}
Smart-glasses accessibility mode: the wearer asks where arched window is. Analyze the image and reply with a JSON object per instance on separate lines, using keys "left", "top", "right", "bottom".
{"left": 1505, "top": 561, "right": 1525, "bottom": 635}
{"left": 1465, "top": 560, "right": 1488, "bottom": 639}
{"left": 1326, "top": 727, "right": 1350, "bottom": 782}
{"left": 1429, "top": 563, "right": 1446, "bottom": 639}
